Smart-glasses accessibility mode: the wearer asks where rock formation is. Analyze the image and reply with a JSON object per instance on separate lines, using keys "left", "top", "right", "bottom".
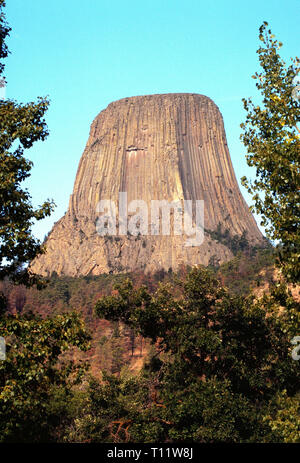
{"left": 30, "top": 93, "right": 265, "bottom": 276}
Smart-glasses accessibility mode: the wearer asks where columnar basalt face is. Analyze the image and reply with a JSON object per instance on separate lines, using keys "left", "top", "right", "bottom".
{"left": 30, "top": 93, "right": 265, "bottom": 277}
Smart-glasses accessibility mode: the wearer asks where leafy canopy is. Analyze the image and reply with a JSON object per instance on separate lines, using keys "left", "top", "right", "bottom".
{"left": 0, "top": 0, "right": 54, "bottom": 285}
{"left": 0, "top": 1, "right": 91, "bottom": 443}
{"left": 240, "top": 22, "right": 300, "bottom": 283}
{"left": 0, "top": 310, "right": 90, "bottom": 442}
{"left": 93, "top": 267, "right": 300, "bottom": 442}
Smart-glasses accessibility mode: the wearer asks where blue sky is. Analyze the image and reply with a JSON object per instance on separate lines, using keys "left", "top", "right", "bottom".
{"left": 4, "top": 0, "right": 300, "bottom": 241}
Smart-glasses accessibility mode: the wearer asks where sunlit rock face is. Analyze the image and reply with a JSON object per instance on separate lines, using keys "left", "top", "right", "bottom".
{"left": 30, "top": 93, "right": 265, "bottom": 276}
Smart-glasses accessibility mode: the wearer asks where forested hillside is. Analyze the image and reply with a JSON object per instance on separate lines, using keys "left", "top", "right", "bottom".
{"left": 0, "top": 247, "right": 278, "bottom": 377}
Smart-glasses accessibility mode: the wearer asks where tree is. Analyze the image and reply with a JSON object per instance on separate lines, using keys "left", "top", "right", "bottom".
{"left": 93, "top": 268, "right": 300, "bottom": 442}
{"left": 240, "top": 22, "right": 300, "bottom": 283}
{"left": 0, "top": 2, "right": 91, "bottom": 442}
{"left": 0, "top": 310, "right": 90, "bottom": 442}
{"left": 0, "top": 0, "right": 54, "bottom": 286}
{"left": 0, "top": 0, "right": 9, "bottom": 75}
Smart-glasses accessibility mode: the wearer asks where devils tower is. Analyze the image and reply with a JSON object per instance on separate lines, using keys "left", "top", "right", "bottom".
{"left": 31, "top": 93, "right": 265, "bottom": 277}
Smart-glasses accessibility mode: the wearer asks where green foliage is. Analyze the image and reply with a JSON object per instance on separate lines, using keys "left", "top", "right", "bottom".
{"left": 263, "top": 390, "right": 300, "bottom": 443}
{"left": 206, "top": 224, "right": 256, "bottom": 256}
{"left": 216, "top": 247, "right": 275, "bottom": 295}
{"left": 0, "top": 310, "right": 90, "bottom": 442}
{"left": 0, "top": 1, "right": 54, "bottom": 285}
{"left": 63, "top": 372, "right": 151, "bottom": 443}
{"left": 258, "top": 281, "right": 300, "bottom": 337}
{"left": 240, "top": 22, "right": 300, "bottom": 283}
{"left": 0, "top": 4, "right": 91, "bottom": 443}
{"left": 0, "top": 1, "right": 10, "bottom": 77}
{"left": 93, "top": 267, "right": 300, "bottom": 442}
{"left": 0, "top": 11, "right": 297, "bottom": 443}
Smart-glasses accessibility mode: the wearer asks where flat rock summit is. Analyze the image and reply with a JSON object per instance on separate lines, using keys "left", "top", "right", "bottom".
{"left": 31, "top": 93, "right": 265, "bottom": 276}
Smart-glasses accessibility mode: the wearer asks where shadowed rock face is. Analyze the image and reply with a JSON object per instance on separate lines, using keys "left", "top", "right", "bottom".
{"left": 31, "top": 93, "right": 265, "bottom": 276}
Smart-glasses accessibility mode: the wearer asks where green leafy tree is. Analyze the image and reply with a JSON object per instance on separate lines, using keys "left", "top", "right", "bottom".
{"left": 0, "top": 2, "right": 91, "bottom": 442}
{"left": 240, "top": 22, "right": 300, "bottom": 283}
{"left": 0, "top": 0, "right": 54, "bottom": 285}
{"left": 0, "top": 0, "right": 9, "bottom": 76}
{"left": 92, "top": 268, "right": 299, "bottom": 442}
{"left": 263, "top": 390, "right": 300, "bottom": 443}
{"left": 0, "top": 311, "right": 90, "bottom": 442}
